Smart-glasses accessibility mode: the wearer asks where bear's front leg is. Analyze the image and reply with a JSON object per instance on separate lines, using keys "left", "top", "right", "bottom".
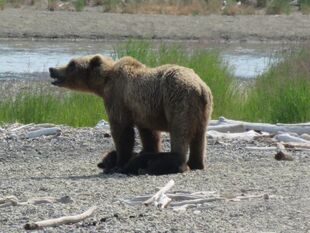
{"left": 112, "top": 124, "right": 135, "bottom": 167}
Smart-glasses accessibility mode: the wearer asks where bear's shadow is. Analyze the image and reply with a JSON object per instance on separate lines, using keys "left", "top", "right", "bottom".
{"left": 29, "top": 173, "right": 130, "bottom": 181}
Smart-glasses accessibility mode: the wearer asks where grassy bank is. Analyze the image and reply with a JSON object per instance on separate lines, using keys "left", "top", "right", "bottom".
{"left": 0, "top": 91, "right": 105, "bottom": 127}
{"left": 0, "top": 41, "right": 309, "bottom": 126}
{"left": 243, "top": 50, "right": 310, "bottom": 123}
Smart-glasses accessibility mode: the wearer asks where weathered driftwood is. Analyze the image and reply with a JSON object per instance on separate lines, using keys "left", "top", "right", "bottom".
{"left": 246, "top": 146, "right": 277, "bottom": 151}
{"left": 228, "top": 194, "right": 270, "bottom": 202}
{"left": 212, "top": 117, "right": 310, "bottom": 135}
{"left": 121, "top": 181, "right": 272, "bottom": 211}
{"left": 26, "top": 127, "right": 61, "bottom": 139}
{"left": 283, "top": 142, "right": 310, "bottom": 149}
{"left": 246, "top": 145, "right": 310, "bottom": 152}
{"left": 274, "top": 133, "right": 310, "bottom": 144}
{"left": 24, "top": 206, "right": 97, "bottom": 230}
{"left": 301, "top": 134, "right": 310, "bottom": 141}
{"left": 207, "top": 124, "right": 245, "bottom": 133}
{"left": 0, "top": 196, "right": 19, "bottom": 208}
{"left": 170, "top": 197, "right": 223, "bottom": 207}
{"left": 0, "top": 195, "right": 72, "bottom": 208}
{"left": 274, "top": 143, "right": 293, "bottom": 161}
{"left": 144, "top": 179, "right": 175, "bottom": 206}
{"left": 207, "top": 130, "right": 262, "bottom": 141}
{"left": 155, "top": 193, "right": 172, "bottom": 209}
{"left": 10, "top": 123, "right": 34, "bottom": 132}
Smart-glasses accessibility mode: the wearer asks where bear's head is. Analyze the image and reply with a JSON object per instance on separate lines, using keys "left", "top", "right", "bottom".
{"left": 49, "top": 54, "right": 115, "bottom": 93}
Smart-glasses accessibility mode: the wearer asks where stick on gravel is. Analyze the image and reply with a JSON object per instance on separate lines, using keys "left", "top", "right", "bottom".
{"left": 24, "top": 206, "right": 97, "bottom": 230}
{"left": 144, "top": 179, "right": 175, "bottom": 206}
{"left": 0, "top": 195, "right": 72, "bottom": 208}
{"left": 275, "top": 143, "right": 294, "bottom": 161}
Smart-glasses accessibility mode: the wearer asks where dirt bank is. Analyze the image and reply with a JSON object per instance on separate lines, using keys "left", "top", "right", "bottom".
{"left": 0, "top": 123, "right": 310, "bottom": 232}
{"left": 1, "top": 8, "right": 310, "bottom": 43}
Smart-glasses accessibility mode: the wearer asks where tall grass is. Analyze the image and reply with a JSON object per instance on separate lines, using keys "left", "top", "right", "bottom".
{"left": 74, "top": 0, "right": 85, "bottom": 11}
{"left": 0, "top": 41, "right": 310, "bottom": 127}
{"left": 266, "top": 0, "right": 290, "bottom": 14}
{"left": 0, "top": 91, "right": 105, "bottom": 127}
{"left": 300, "top": 0, "right": 310, "bottom": 14}
{"left": 0, "top": 0, "right": 5, "bottom": 10}
{"left": 244, "top": 50, "right": 310, "bottom": 123}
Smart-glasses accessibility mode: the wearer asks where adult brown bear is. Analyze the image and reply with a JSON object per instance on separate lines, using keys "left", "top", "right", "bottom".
{"left": 49, "top": 55, "right": 213, "bottom": 175}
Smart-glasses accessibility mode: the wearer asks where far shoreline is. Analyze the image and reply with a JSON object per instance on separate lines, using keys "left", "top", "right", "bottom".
{"left": 0, "top": 9, "right": 310, "bottom": 44}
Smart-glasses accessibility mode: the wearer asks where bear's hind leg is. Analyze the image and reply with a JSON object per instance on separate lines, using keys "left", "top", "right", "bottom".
{"left": 136, "top": 130, "right": 190, "bottom": 175}
{"left": 119, "top": 128, "right": 161, "bottom": 174}
{"left": 187, "top": 128, "right": 206, "bottom": 170}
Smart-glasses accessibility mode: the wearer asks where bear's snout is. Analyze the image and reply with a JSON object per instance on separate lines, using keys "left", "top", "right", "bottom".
{"left": 49, "top": 67, "right": 65, "bottom": 86}
{"left": 49, "top": 67, "right": 58, "bottom": 78}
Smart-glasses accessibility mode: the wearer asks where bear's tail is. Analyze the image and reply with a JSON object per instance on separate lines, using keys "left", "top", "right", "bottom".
{"left": 201, "top": 85, "right": 213, "bottom": 119}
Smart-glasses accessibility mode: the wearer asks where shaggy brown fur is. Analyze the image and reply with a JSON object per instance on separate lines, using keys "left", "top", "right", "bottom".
{"left": 49, "top": 55, "right": 213, "bottom": 175}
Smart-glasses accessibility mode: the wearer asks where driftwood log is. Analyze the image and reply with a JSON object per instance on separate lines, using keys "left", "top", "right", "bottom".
{"left": 211, "top": 117, "right": 310, "bottom": 135}
{"left": 144, "top": 179, "right": 175, "bottom": 208}
{"left": 121, "top": 180, "right": 272, "bottom": 211}
{"left": 26, "top": 127, "right": 61, "bottom": 139}
{"left": 274, "top": 143, "right": 293, "bottom": 161}
{"left": 24, "top": 206, "right": 97, "bottom": 230}
{"left": 207, "top": 130, "right": 262, "bottom": 141}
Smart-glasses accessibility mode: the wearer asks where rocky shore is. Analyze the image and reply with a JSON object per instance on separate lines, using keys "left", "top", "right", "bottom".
{"left": 1, "top": 123, "right": 310, "bottom": 232}
{"left": 1, "top": 8, "right": 310, "bottom": 43}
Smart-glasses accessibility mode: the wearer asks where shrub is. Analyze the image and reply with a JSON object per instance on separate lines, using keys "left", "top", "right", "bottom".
{"left": 244, "top": 49, "right": 310, "bottom": 123}
{"left": 0, "top": 0, "right": 5, "bottom": 9}
{"left": 74, "top": 0, "right": 85, "bottom": 11}
{"left": 300, "top": 0, "right": 310, "bottom": 14}
{"left": 266, "top": 0, "right": 290, "bottom": 14}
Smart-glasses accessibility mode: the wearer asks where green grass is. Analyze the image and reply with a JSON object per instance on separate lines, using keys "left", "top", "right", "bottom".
{"left": 243, "top": 50, "right": 310, "bottom": 123}
{"left": 1, "top": 41, "right": 310, "bottom": 127}
{"left": 300, "top": 0, "right": 310, "bottom": 14}
{"left": 0, "top": 91, "right": 105, "bottom": 127}
{"left": 74, "top": 0, "right": 85, "bottom": 11}
{"left": 266, "top": 0, "right": 290, "bottom": 14}
{"left": 0, "top": 0, "right": 5, "bottom": 9}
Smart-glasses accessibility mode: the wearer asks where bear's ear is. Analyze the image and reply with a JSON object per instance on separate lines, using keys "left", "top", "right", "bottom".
{"left": 90, "top": 55, "right": 103, "bottom": 69}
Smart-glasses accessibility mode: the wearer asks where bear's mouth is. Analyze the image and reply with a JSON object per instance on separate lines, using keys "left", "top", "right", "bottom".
{"left": 49, "top": 68, "right": 65, "bottom": 86}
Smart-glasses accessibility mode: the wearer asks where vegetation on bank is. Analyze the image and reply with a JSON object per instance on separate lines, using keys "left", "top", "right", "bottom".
{"left": 0, "top": 40, "right": 309, "bottom": 127}
{"left": 1, "top": 0, "right": 310, "bottom": 15}
{"left": 244, "top": 50, "right": 310, "bottom": 123}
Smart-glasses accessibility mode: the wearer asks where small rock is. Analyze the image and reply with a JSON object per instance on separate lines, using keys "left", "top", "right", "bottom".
{"left": 275, "top": 151, "right": 293, "bottom": 161}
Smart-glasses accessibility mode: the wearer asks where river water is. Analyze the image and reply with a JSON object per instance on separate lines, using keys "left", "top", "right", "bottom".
{"left": 0, "top": 40, "right": 284, "bottom": 80}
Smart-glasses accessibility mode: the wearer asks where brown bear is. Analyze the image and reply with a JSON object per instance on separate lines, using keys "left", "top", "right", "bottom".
{"left": 49, "top": 54, "right": 213, "bottom": 175}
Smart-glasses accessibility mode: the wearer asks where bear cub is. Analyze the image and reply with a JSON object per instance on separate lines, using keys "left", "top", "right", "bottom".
{"left": 49, "top": 54, "right": 213, "bottom": 175}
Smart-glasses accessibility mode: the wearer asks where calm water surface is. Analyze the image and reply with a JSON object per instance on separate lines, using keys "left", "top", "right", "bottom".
{"left": 0, "top": 40, "right": 285, "bottom": 79}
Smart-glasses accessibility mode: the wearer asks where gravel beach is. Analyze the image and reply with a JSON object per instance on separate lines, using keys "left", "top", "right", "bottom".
{"left": 1, "top": 8, "right": 310, "bottom": 233}
{"left": 1, "top": 8, "right": 310, "bottom": 43}
{"left": 1, "top": 124, "right": 310, "bottom": 232}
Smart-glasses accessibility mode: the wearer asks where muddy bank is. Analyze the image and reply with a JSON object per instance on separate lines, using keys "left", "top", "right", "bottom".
{"left": 1, "top": 8, "right": 310, "bottom": 43}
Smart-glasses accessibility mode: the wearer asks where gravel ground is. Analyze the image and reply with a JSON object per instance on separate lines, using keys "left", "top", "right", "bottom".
{"left": 1, "top": 124, "right": 310, "bottom": 232}
{"left": 1, "top": 8, "right": 310, "bottom": 232}
{"left": 0, "top": 8, "right": 310, "bottom": 43}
